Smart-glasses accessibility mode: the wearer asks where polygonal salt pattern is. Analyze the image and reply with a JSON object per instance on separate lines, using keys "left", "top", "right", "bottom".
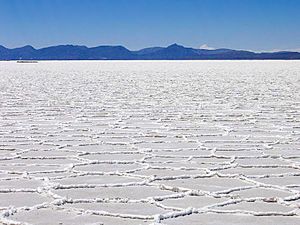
{"left": 0, "top": 61, "right": 299, "bottom": 224}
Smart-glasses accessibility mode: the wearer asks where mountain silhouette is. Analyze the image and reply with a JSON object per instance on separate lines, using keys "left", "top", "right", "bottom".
{"left": 1, "top": 44, "right": 300, "bottom": 60}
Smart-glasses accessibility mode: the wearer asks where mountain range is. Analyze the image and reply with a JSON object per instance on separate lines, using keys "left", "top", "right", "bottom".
{"left": 1, "top": 43, "right": 300, "bottom": 60}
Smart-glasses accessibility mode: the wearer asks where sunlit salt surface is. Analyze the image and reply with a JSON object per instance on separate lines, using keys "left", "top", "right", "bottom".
{"left": 0, "top": 60, "right": 299, "bottom": 225}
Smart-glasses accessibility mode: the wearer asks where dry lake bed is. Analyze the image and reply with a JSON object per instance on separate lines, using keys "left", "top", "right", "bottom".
{"left": 0, "top": 60, "right": 299, "bottom": 225}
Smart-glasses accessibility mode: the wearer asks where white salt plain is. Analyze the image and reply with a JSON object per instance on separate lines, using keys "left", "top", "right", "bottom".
{"left": 0, "top": 60, "right": 299, "bottom": 225}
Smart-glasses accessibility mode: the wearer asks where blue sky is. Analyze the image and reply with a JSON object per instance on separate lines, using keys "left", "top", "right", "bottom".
{"left": 0, "top": 0, "right": 300, "bottom": 51}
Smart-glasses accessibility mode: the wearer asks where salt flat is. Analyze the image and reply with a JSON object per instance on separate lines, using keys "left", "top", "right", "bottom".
{"left": 0, "top": 60, "right": 299, "bottom": 225}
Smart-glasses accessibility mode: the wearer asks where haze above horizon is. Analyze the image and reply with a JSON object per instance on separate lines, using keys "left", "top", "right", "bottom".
{"left": 1, "top": 0, "right": 300, "bottom": 52}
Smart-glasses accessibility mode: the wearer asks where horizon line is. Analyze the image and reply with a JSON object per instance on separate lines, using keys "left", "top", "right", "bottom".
{"left": 1, "top": 43, "right": 300, "bottom": 54}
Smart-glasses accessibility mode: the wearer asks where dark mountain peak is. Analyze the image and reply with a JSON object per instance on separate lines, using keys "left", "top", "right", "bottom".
{"left": 64, "top": 44, "right": 87, "bottom": 49}
{"left": 88, "top": 45, "right": 133, "bottom": 59}
{"left": 59, "top": 44, "right": 85, "bottom": 47}
{"left": 40, "top": 45, "right": 88, "bottom": 51}
{"left": 167, "top": 43, "right": 185, "bottom": 49}
{"left": 113, "top": 45, "right": 129, "bottom": 50}
{"left": 24, "top": 45, "right": 35, "bottom": 49}
{"left": 15, "top": 45, "right": 36, "bottom": 51}
{"left": 91, "top": 45, "right": 130, "bottom": 51}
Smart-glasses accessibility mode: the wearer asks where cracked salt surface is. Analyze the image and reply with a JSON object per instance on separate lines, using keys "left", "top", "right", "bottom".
{"left": 0, "top": 60, "right": 299, "bottom": 225}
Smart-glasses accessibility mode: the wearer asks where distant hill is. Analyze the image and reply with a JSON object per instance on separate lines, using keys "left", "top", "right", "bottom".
{"left": 1, "top": 43, "right": 300, "bottom": 60}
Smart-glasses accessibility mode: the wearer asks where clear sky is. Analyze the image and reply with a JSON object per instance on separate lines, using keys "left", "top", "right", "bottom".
{"left": 1, "top": 0, "right": 300, "bottom": 51}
